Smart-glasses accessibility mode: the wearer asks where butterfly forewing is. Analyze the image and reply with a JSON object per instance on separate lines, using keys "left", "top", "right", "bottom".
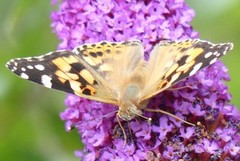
{"left": 6, "top": 50, "right": 118, "bottom": 104}
{"left": 141, "top": 39, "right": 233, "bottom": 100}
{"left": 6, "top": 40, "right": 146, "bottom": 105}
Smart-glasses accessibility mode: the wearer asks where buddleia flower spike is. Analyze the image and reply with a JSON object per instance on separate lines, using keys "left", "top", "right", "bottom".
{"left": 6, "top": 0, "right": 240, "bottom": 160}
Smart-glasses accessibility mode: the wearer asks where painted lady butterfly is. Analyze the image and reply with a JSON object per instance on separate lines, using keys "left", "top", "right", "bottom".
{"left": 6, "top": 39, "right": 233, "bottom": 122}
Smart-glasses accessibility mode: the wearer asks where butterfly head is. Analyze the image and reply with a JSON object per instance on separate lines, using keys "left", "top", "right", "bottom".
{"left": 117, "top": 102, "right": 142, "bottom": 121}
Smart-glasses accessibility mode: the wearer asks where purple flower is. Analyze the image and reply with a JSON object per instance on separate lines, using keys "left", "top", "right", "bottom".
{"left": 51, "top": 0, "right": 198, "bottom": 57}
{"left": 152, "top": 116, "right": 174, "bottom": 141}
{"left": 180, "top": 126, "right": 194, "bottom": 139}
{"left": 224, "top": 142, "right": 240, "bottom": 156}
{"left": 202, "top": 139, "right": 219, "bottom": 154}
{"left": 51, "top": 0, "right": 240, "bottom": 160}
{"left": 162, "top": 146, "right": 175, "bottom": 160}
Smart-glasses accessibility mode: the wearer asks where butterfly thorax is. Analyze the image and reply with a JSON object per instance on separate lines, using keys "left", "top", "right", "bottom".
{"left": 117, "top": 84, "right": 143, "bottom": 121}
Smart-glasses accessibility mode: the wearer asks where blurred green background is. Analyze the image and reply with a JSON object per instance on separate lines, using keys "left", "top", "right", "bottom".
{"left": 0, "top": 0, "right": 239, "bottom": 161}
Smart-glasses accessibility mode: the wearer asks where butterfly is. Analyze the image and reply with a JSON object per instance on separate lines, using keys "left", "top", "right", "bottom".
{"left": 6, "top": 39, "right": 233, "bottom": 122}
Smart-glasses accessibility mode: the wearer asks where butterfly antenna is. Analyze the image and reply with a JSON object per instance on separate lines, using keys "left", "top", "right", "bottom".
{"left": 98, "top": 110, "right": 118, "bottom": 120}
{"left": 135, "top": 112, "right": 152, "bottom": 123}
{"left": 73, "top": 110, "right": 118, "bottom": 130}
{"left": 83, "top": 109, "right": 118, "bottom": 123}
{"left": 144, "top": 108, "right": 195, "bottom": 126}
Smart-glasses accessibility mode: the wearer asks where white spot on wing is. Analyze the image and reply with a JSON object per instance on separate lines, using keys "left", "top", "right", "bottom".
{"left": 21, "top": 67, "right": 26, "bottom": 71}
{"left": 35, "top": 64, "right": 45, "bottom": 71}
{"left": 6, "top": 62, "right": 10, "bottom": 66}
{"left": 27, "top": 65, "right": 34, "bottom": 69}
{"left": 204, "top": 52, "right": 213, "bottom": 58}
{"left": 20, "top": 73, "right": 29, "bottom": 79}
{"left": 210, "top": 58, "right": 218, "bottom": 65}
{"left": 189, "top": 63, "right": 203, "bottom": 76}
{"left": 12, "top": 66, "right": 17, "bottom": 71}
{"left": 41, "top": 75, "right": 52, "bottom": 88}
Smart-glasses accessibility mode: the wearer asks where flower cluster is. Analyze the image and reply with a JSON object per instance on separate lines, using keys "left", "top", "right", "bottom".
{"left": 51, "top": 0, "right": 240, "bottom": 160}
{"left": 51, "top": 0, "right": 198, "bottom": 58}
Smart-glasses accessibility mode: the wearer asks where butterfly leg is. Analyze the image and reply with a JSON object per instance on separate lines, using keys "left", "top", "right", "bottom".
{"left": 144, "top": 108, "right": 195, "bottom": 126}
{"left": 166, "top": 85, "right": 193, "bottom": 91}
{"left": 116, "top": 114, "right": 128, "bottom": 146}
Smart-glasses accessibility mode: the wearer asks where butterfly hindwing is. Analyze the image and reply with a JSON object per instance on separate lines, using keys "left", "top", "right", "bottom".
{"left": 142, "top": 39, "right": 233, "bottom": 100}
